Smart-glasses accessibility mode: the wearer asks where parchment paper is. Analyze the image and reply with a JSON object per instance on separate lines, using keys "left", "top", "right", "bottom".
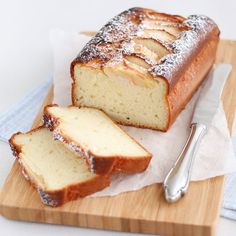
{"left": 50, "top": 29, "right": 236, "bottom": 197}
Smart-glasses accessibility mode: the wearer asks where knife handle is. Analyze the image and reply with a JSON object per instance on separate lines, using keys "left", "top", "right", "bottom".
{"left": 163, "top": 123, "right": 207, "bottom": 203}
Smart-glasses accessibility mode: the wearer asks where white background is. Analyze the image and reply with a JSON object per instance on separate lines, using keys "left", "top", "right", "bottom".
{"left": 0, "top": 0, "right": 236, "bottom": 235}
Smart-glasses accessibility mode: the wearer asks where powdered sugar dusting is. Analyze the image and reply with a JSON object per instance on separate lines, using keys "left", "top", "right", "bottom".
{"left": 38, "top": 189, "right": 58, "bottom": 207}
{"left": 53, "top": 128, "right": 95, "bottom": 173}
{"left": 76, "top": 8, "right": 141, "bottom": 64}
{"left": 150, "top": 15, "right": 217, "bottom": 85}
{"left": 74, "top": 8, "right": 218, "bottom": 87}
{"left": 42, "top": 115, "right": 54, "bottom": 129}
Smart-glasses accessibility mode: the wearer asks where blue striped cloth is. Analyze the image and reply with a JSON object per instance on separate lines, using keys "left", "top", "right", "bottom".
{"left": 0, "top": 79, "right": 235, "bottom": 220}
{"left": 0, "top": 78, "right": 52, "bottom": 142}
{"left": 221, "top": 132, "right": 236, "bottom": 220}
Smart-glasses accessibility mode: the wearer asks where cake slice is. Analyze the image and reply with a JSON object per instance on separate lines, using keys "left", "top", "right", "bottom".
{"left": 9, "top": 127, "right": 110, "bottom": 207}
{"left": 43, "top": 105, "right": 152, "bottom": 174}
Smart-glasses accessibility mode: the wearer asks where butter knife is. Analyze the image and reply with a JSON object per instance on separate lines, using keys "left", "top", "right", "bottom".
{"left": 163, "top": 64, "right": 232, "bottom": 203}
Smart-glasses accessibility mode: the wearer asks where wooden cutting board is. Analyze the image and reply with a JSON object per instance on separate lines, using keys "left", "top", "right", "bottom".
{"left": 0, "top": 40, "right": 236, "bottom": 236}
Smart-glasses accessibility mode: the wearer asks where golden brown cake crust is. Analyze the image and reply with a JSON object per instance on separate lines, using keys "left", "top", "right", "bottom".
{"left": 9, "top": 127, "right": 111, "bottom": 207}
{"left": 167, "top": 36, "right": 219, "bottom": 128}
{"left": 43, "top": 104, "right": 152, "bottom": 175}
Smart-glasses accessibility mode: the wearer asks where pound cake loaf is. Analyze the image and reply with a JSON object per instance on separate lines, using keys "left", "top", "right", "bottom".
{"left": 71, "top": 7, "right": 220, "bottom": 131}
{"left": 43, "top": 105, "right": 152, "bottom": 174}
{"left": 9, "top": 127, "right": 111, "bottom": 207}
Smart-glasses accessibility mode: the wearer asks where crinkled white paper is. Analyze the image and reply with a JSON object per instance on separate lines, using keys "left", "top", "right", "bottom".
{"left": 50, "top": 29, "right": 236, "bottom": 197}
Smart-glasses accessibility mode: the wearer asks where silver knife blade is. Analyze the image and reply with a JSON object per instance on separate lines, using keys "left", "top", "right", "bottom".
{"left": 192, "top": 64, "right": 232, "bottom": 126}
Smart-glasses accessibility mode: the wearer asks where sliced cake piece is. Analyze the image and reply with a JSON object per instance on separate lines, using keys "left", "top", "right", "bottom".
{"left": 43, "top": 105, "right": 152, "bottom": 175}
{"left": 9, "top": 127, "right": 110, "bottom": 207}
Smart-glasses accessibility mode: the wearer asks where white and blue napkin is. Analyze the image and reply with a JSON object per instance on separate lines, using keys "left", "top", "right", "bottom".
{"left": 0, "top": 78, "right": 52, "bottom": 142}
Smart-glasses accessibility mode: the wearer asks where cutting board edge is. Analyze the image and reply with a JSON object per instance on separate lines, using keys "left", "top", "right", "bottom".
{"left": 0, "top": 203, "right": 218, "bottom": 236}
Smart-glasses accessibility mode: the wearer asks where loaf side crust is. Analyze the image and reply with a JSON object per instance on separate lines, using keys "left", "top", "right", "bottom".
{"left": 9, "top": 128, "right": 111, "bottom": 207}
{"left": 43, "top": 105, "right": 152, "bottom": 175}
{"left": 167, "top": 35, "right": 219, "bottom": 128}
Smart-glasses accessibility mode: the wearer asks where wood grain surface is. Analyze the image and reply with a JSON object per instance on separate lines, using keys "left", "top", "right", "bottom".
{"left": 0, "top": 40, "right": 236, "bottom": 236}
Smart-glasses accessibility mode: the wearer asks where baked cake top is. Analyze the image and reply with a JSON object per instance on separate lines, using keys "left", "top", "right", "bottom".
{"left": 71, "top": 7, "right": 219, "bottom": 88}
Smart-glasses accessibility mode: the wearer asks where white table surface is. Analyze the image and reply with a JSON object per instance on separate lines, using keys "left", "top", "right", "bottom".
{"left": 0, "top": 0, "right": 236, "bottom": 235}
